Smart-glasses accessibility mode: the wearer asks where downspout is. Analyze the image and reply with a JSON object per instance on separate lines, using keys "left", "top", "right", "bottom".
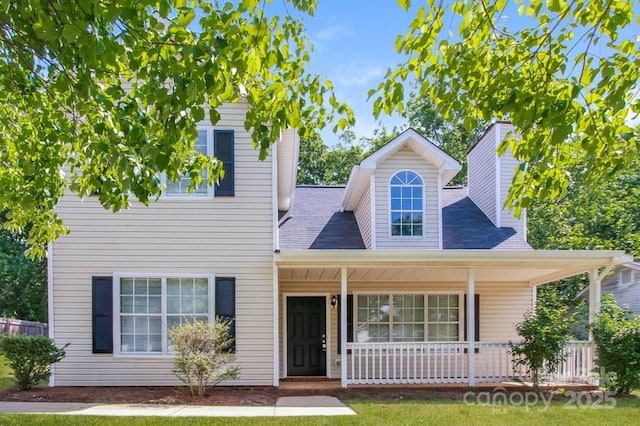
{"left": 272, "top": 135, "right": 280, "bottom": 386}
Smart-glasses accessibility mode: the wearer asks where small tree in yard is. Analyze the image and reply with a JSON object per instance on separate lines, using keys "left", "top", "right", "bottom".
{"left": 0, "top": 335, "right": 67, "bottom": 390}
{"left": 169, "top": 319, "right": 239, "bottom": 397}
{"left": 591, "top": 294, "right": 640, "bottom": 395}
{"left": 510, "top": 296, "right": 574, "bottom": 391}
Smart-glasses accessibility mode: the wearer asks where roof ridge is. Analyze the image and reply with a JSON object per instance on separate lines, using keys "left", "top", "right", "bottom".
{"left": 296, "top": 185, "right": 346, "bottom": 189}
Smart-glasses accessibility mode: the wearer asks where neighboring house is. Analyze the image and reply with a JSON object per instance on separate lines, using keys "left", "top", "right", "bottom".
{"left": 579, "top": 263, "right": 640, "bottom": 314}
{"left": 48, "top": 112, "right": 632, "bottom": 387}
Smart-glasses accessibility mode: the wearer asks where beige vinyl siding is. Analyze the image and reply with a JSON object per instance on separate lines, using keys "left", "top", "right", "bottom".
{"left": 468, "top": 128, "right": 498, "bottom": 225}
{"left": 52, "top": 102, "right": 275, "bottom": 386}
{"left": 497, "top": 123, "right": 525, "bottom": 235}
{"left": 279, "top": 279, "right": 534, "bottom": 378}
{"left": 375, "top": 148, "right": 439, "bottom": 249}
{"left": 353, "top": 181, "right": 372, "bottom": 249}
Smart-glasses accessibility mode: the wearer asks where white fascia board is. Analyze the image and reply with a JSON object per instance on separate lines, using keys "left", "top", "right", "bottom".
{"left": 623, "top": 261, "right": 640, "bottom": 271}
{"left": 275, "top": 249, "right": 633, "bottom": 269}
{"left": 276, "top": 128, "right": 299, "bottom": 211}
{"left": 341, "top": 166, "right": 374, "bottom": 211}
{"left": 361, "top": 128, "right": 460, "bottom": 173}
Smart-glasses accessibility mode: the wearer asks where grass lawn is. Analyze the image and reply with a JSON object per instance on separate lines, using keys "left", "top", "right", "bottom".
{"left": 0, "top": 355, "right": 14, "bottom": 389}
{"left": 0, "top": 397, "right": 639, "bottom": 425}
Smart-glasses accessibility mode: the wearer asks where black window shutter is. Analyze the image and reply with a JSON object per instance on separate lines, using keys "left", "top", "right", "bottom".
{"left": 215, "top": 277, "right": 236, "bottom": 351}
{"left": 92, "top": 276, "right": 113, "bottom": 354}
{"left": 214, "top": 130, "right": 234, "bottom": 196}
{"left": 337, "top": 295, "right": 353, "bottom": 354}
{"left": 463, "top": 294, "right": 480, "bottom": 342}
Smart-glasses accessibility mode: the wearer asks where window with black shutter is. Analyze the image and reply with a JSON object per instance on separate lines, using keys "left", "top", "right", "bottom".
{"left": 214, "top": 130, "right": 234, "bottom": 196}
{"left": 92, "top": 276, "right": 114, "bottom": 354}
{"left": 337, "top": 295, "right": 353, "bottom": 354}
{"left": 464, "top": 294, "right": 480, "bottom": 353}
{"left": 215, "top": 277, "right": 236, "bottom": 351}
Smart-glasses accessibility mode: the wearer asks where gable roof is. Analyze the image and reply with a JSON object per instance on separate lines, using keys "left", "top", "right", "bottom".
{"left": 342, "top": 128, "right": 461, "bottom": 211}
{"left": 279, "top": 186, "right": 531, "bottom": 250}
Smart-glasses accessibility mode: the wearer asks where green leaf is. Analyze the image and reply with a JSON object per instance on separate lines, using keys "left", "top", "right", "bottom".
{"left": 398, "top": 0, "right": 411, "bottom": 12}
{"left": 177, "top": 9, "right": 196, "bottom": 27}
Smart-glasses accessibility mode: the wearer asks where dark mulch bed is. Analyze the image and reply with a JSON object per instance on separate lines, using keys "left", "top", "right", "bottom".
{"left": 0, "top": 383, "right": 605, "bottom": 406}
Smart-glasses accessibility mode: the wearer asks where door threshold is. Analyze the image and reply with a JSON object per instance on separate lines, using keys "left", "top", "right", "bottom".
{"left": 282, "top": 377, "right": 332, "bottom": 382}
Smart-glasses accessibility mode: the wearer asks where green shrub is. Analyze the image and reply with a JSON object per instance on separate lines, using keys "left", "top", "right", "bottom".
{"left": 0, "top": 335, "right": 67, "bottom": 390}
{"left": 510, "top": 295, "right": 574, "bottom": 391}
{"left": 590, "top": 294, "right": 640, "bottom": 395}
{"left": 169, "top": 318, "right": 240, "bottom": 396}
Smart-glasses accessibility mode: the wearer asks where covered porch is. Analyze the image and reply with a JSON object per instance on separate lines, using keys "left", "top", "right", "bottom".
{"left": 275, "top": 250, "right": 631, "bottom": 388}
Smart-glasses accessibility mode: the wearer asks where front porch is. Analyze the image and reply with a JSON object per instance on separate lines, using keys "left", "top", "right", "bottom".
{"left": 275, "top": 250, "right": 631, "bottom": 388}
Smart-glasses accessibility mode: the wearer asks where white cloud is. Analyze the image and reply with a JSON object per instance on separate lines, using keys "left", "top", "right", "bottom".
{"left": 314, "top": 25, "right": 353, "bottom": 43}
{"left": 333, "top": 63, "right": 386, "bottom": 87}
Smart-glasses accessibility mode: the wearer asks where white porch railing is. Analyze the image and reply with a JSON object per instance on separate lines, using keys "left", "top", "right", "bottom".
{"left": 548, "top": 341, "right": 594, "bottom": 384}
{"left": 347, "top": 341, "right": 469, "bottom": 384}
{"left": 345, "top": 341, "right": 594, "bottom": 385}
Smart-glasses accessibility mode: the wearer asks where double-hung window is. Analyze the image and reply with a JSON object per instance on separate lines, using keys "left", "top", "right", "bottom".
{"left": 117, "top": 275, "right": 212, "bottom": 354}
{"left": 356, "top": 293, "right": 460, "bottom": 343}
{"left": 426, "top": 295, "right": 459, "bottom": 341}
{"left": 163, "top": 128, "right": 235, "bottom": 198}
{"left": 165, "top": 129, "right": 211, "bottom": 197}
{"left": 390, "top": 170, "right": 424, "bottom": 236}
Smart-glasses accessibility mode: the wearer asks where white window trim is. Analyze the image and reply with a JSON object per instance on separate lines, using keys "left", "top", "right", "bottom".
{"left": 388, "top": 170, "right": 426, "bottom": 239}
{"left": 113, "top": 272, "right": 215, "bottom": 358}
{"left": 161, "top": 127, "right": 215, "bottom": 200}
{"left": 353, "top": 291, "right": 464, "bottom": 343}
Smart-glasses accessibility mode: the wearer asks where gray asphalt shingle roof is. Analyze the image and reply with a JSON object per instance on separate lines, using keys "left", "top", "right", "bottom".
{"left": 278, "top": 186, "right": 531, "bottom": 250}
{"left": 279, "top": 186, "right": 365, "bottom": 250}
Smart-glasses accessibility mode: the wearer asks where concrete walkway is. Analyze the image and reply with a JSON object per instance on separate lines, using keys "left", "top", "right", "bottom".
{"left": 0, "top": 396, "right": 356, "bottom": 417}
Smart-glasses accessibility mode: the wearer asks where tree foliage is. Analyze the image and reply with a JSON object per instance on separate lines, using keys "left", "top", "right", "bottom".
{"left": 0, "top": 215, "right": 47, "bottom": 323}
{"left": 591, "top": 294, "right": 640, "bottom": 395}
{"left": 169, "top": 319, "right": 239, "bottom": 397}
{"left": 0, "top": 0, "right": 353, "bottom": 256}
{"left": 375, "top": 0, "right": 639, "bottom": 216}
{"left": 528, "top": 157, "right": 640, "bottom": 257}
{"left": 510, "top": 294, "right": 574, "bottom": 391}
{"left": 297, "top": 132, "right": 365, "bottom": 185}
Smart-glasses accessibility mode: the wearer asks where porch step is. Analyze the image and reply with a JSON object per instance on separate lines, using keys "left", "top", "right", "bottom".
{"left": 281, "top": 377, "right": 335, "bottom": 382}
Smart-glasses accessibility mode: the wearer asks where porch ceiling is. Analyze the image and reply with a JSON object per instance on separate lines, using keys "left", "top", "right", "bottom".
{"left": 275, "top": 250, "right": 633, "bottom": 286}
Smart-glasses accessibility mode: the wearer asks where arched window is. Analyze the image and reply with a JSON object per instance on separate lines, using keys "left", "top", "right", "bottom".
{"left": 390, "top": 171, "right": 424, "bottom": 236}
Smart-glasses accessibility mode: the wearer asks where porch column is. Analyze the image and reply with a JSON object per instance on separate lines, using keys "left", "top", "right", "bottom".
{"left": 588, "top": 268, "right": 602, "bottom": 385}
{"left": 340, "top": 267, "right": 348, "bottom": 388}
{"left": 588, "top": 268, "right": 601, "bottom": 335}
{"left": 467, "top": 269, "right": 475, "bottom": 387}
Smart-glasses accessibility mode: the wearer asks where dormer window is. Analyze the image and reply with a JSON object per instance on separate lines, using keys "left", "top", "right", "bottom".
{"left": 390, "top": 170, "right": 424, "bottom": 236}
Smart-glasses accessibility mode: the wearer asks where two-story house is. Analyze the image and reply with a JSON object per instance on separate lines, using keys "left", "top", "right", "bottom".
{"left": 48, "top": 106, "right": 632, "bottom": 388}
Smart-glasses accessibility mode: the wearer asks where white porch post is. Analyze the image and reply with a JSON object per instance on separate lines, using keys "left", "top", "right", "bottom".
{"left": 588, "top": 268, "right": 602, "bottom": 335}
{"left": 467, "top": 269, "right": 475, "bottom": 387}
{"left": 588, "top": 268, "right": 601, "bottom": 385}
{"left": 340, "top": 267, "right": 348, "bottom": 389}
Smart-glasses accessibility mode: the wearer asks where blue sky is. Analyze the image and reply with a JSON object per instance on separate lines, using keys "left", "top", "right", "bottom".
{"left": 291, "top": 1, "right": 418, "bottom": 144}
